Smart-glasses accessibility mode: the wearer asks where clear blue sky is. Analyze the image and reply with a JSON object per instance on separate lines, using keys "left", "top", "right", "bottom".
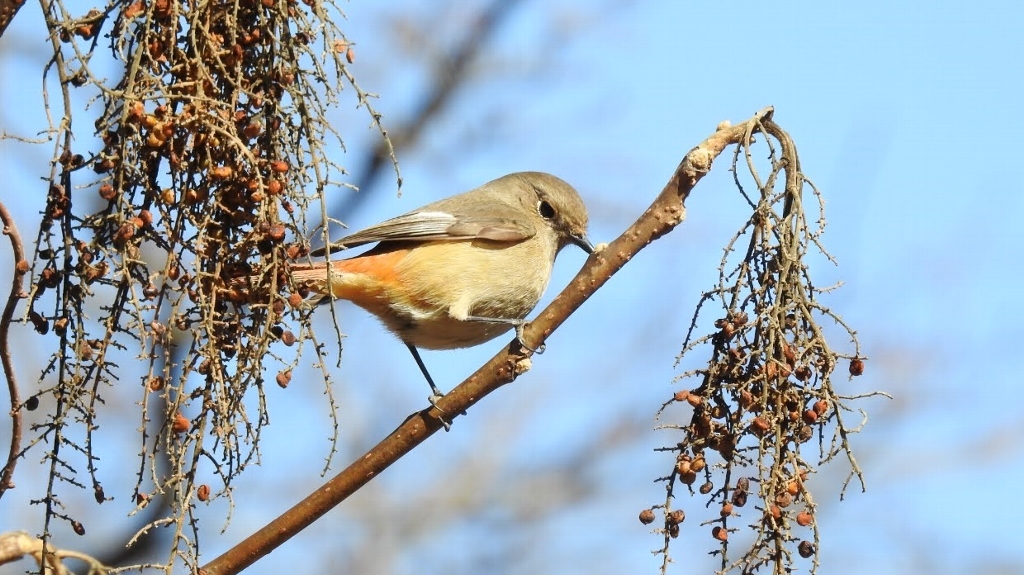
{"left": 1, "top": 1, "right": 1022, "bottom": 574}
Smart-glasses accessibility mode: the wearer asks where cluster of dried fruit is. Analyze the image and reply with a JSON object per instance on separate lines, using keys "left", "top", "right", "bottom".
{"left": 642, "top": 129, "right": 871, "bottom": 574}
{"left": 21, "top": 0, "right": 362, "bottom": 554}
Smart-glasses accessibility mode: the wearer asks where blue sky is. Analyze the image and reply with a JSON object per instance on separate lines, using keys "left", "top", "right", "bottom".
{"left": 2, "top": 1, "right": 1023, "bottom": 574}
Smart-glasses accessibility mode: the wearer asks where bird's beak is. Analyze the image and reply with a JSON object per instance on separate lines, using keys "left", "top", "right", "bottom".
{"left": 572, "top": 233, "right": 595, "bottom": 254}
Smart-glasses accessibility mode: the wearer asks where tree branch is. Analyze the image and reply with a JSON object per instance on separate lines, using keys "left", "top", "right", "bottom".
{"left": 199, "top": 107, "right": 775, "bottom": 575}
{"left": 0, "top": 0, "right": 27, "bottom": 39}
{"left": 0, "top": 198, "right": 28, "bottom": 499}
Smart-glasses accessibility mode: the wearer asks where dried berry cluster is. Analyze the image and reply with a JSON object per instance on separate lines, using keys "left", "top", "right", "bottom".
{"left": 644, "top": 126, "right": 875, "bottom": 575}
{"left": 19, "top": 0, "right": 384, "bottom": 567}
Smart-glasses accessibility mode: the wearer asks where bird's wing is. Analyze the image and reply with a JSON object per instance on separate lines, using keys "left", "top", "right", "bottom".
{"left": 311, "top": 209, "right": 535, "bottom": 256}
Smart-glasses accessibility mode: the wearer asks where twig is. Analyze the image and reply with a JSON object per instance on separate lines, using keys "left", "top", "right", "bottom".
{"left": 0, "top": 198, "right": 28, "bottom": 499}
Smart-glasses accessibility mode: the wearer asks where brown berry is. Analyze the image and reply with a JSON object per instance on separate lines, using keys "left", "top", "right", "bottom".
{"left": 148, "top": 376, "right": 165, "bottom": 391}
{"left": 197, "top": 484, "right": 210, "bottom": 502}
{"left": 796, "top": 511, "right": 813, "bottom": 526}
{"left": 798, "top": 540, "right": 815, "bottom": 558}
{"left": 802, "top": 409, "right": 818, "bottom": 424}
{"left": 720, "top": 503, "right": 733, "bottom": 517}
{"left": 210, "top": 166, "right": 233, "bottom": 179}
{"left": 775, "top": 491, "right": 793, "bottom": 508}
{"left": 638, "top": 509, "right": 655, "bottom": 525}
{"left": 72, "top": 520, "right": 86, "bottom": 536}
{"left": 243, "top": 122, "right": 262, "bottom": 139}
{"left": 813, "top": 399, "right": 829, "bottom": 415}
{"left": 172, "top": 412, "right": 189, "bottom": 434}
{"left": 787, "top": 480, "right": 801, "bottom": 496}
{"left": 98, "top": 183, "right": 117, "bottom": 200}
{"left": 712, "top": 526, "right": 728, "bottom": 542}
{"left": 29, "top": 311, "right": 48, "bottom": 334}
{"left": 267, "top": 224, "right": 287, "bottom": 242}
{"left": 276, "top": 369, "right": 292, "bottom": 388}
{"left": 783, "top": 344, "right": 797, "bottom": 366}
{"left": 750, "top": 416, "right": 771, "bottom": 437}
{"left": 849, "top": 358, "right": 865, "bottom": 376}
{"left": 690, "top": 455, "right": 706, "bottom": 472}
{"left": 794, "top": 365, "right": 812, "bottom": 381}
{"left": 74, "top": 24, "right": 96, "bottom": 39}
{"left": 796, "top": 425, "right": 814, "bottom": 443}
{"left": 731, "top": 489, "right": 748, "bottom": 507}
{"left": 124, "top": 2, "right": 144, "bottom": 18}
{"left": 666, "top": 509, "right": 685, "bottom": 526}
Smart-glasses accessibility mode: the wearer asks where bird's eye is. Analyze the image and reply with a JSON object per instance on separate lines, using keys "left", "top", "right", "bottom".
{"left": 538, "top": 200, "right": 555, "bottom": 219}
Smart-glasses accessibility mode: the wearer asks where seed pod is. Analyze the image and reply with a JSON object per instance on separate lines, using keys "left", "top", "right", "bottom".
{"left": 796, "top": 511, "right": 813, "bottom": 526}
{"left": 849, "top": 358, "right": 865, "bottom": 376}
{"left": 638, "top": 509, "right": 655, "bottom": 525}
{"left": 172, "top": 412, "right": 189, "bottom": 434}
{"left": 276, "top": 369, "right": 292, "bottom": 388}
{"left": 666, "top": 509, "right": 685, "bottom": 526}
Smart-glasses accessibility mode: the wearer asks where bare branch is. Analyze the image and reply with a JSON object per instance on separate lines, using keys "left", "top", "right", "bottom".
{"left": 0, "top": 198, "right": 28, "bottom": 499}
{"left": 0, "top": 0, "right": 27, "bottom": 38}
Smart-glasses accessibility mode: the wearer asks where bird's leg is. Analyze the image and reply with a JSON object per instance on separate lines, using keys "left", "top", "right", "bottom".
{"left": 463, "top": 316, "right": 546, "bottom": 354}
{"left": 405, "top": 343, "right": 452, "bottom": 431}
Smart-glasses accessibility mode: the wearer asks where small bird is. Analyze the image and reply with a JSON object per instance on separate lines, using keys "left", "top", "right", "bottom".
{"left": 290, "top": 171, "right": 593, "bottom": 405}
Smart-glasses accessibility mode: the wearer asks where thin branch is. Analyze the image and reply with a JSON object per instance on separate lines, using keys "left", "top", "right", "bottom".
{"left": 199, "top": 108, "right": 774, "bottom": 575}
{"left": 0, "top": 198, "right": 28, "bottom": 499}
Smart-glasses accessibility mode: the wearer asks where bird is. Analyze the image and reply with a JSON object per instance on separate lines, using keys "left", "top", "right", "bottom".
{"left": 286, "top": 171, "right": 593, "bottom": 406}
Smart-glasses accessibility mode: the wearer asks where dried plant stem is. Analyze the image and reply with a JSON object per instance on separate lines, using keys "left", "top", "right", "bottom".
{"left": 0, "top": 199, "right": 28, "bottom": 499}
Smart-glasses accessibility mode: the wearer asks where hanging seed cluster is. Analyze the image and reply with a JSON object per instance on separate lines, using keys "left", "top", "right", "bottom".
{"left": 644, "top": 124, "right": 877, "bottom": 575}
{"left": 21, "top": 0, "right": 384, "bottom": 566}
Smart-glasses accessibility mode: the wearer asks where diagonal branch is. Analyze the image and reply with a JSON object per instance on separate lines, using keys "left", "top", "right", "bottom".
{"left": 199, "top": 107, "right": 775, "bottom": 575}
{"left": 0, "top": 0, "right": 27, "bottom": 39}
